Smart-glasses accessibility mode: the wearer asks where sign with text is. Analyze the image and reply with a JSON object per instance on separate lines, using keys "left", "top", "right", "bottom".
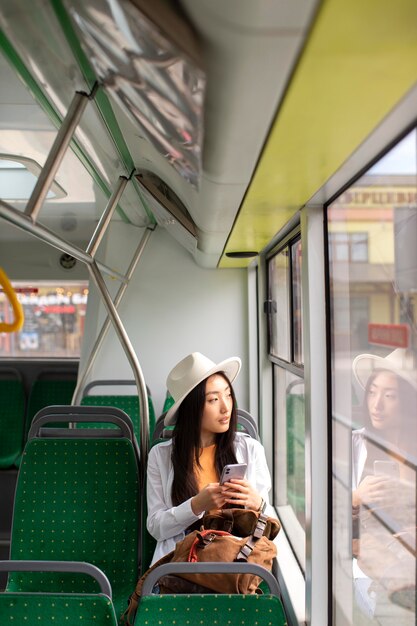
{"left": 368, "top": 323, "right": 409, "bottom": 348}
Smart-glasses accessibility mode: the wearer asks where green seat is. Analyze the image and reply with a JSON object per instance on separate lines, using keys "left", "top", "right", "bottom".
{"left": 0, "top": 591, "right": 117, "bottom": 625}
{"left": 26, "top": 378, "right": 76, "bottom": 435}
{"left": 8, "top": 435, "right": 140, "bottom": 623}
{"left": 0, "top": 372, "right": 25, "bottom": 468}
{"left": 80, "top": 394, "right": 155, "bottom": 441}
{"left": 0, "top": 561, "right": 117, "bottom": 625}
{"left": 162, "top": 392, "right": 175, "bottom": 413}
{"left": 135, "top": 594, "right": 287, "bottom": 626}
{"left": 136, "top": 562, "right": 286, "bottom": 626}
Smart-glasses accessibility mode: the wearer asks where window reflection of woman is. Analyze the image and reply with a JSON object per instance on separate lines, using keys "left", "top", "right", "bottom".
{"left": 352, "top": 368, "right": 416, "bottom": 509}
{"left": 351, "top": 349, "right": 417, "bottom": 617}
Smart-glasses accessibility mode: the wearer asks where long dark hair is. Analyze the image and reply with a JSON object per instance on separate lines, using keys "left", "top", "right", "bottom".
{"left": 171, "top": 372, "right": 238, "bottom": 506}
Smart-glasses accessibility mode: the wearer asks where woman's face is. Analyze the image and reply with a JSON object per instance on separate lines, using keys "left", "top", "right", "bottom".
{"left": 366, "top": 371, "right": 400, "bottom": 431}
{"left": 200, "top": 374, "right": 233, "bottom": 444}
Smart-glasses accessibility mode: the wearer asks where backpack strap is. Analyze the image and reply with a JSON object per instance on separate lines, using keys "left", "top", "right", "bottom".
{"left": 235, "top": 513, "right": 269, "bottom": 562}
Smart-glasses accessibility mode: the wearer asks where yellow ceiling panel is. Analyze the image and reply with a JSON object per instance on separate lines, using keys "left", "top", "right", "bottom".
{"left": 221, "top": 0, "right": 417, "bottom": 267}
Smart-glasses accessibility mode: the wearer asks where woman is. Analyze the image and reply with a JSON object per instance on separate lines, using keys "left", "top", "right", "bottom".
{"left": 352, "top": 348, "right": 416, "bottom": 507}
{"left": 351, "top": 348, "right": 417, "bottom": 617}
{"left": 147, "top": 351, "right": 275, "bottom": 565}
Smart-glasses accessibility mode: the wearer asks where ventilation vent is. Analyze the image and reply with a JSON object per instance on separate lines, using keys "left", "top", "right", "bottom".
{"left": 136, "top": 171, "right": 197, "bottom": 253}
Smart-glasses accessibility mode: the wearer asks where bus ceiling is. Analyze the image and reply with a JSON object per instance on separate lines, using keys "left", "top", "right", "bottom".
{"left": 0, "top": 0, "right": 319, "bottom": 268}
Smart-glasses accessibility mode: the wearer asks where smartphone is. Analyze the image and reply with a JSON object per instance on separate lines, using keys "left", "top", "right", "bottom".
{"left": 219, "top": 463, "right": 247, "bottom": 485}
{"left": 373, "top": 460, "right": 400, "bottom": 479}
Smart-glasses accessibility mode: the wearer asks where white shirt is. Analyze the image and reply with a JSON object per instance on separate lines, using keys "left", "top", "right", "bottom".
{"left": 146, "top": 432, "right": 275, "bottom": 564}
{"left": 352, "top": 427, "right": 367, "bottom": 489}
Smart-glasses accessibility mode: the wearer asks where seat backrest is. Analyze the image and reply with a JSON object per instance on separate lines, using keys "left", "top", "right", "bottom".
{"left": 0, "top": 592, "right": 118, "bottom": 625}
{"left": 8, "top": 425, "right": 140, "bottom": 622}
{"left": 236, "top": 409, "right": 258, "bottom": 439}
{"left": 80, "top": 379, "right": 156, "bottom": 442}
{"left": 137, "top": 562, "right": 286, "bottom": 625}
{"left": 136, "top": 594, "right": 287, "bottom": 626}
{"left": 80, "top": 395, "right": 155, "bottom": 442}
{"left": 26, "top": 374, "right": 76, "bottom": 435}
{"left": 162, "top": 391, "right": 175, "bottom": 413}
{"left": 0, "top": 560, "right": 117, "bottom": 625}
{"left": 0, "top": 369, "right": 25, "bottom": 468}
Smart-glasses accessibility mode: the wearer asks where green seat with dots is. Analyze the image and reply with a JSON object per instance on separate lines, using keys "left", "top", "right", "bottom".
{"left": 162, "top": 392, "right": 175, "bottom": 413}
{"left": 134, "top": 594, "right": 287, "bottom": 626}
{"left": 7, "top": 436, "right": 140, "bottom": 624}
{"left": 0, "top": 560, "right": 118, "bottom": 625}
{"left": 78, "top": 380, "right": 156, "bottom": 442}
{"left": 0, "top": 592, "right": 118, "bottom": 625}
{"left": 25, "top": 378, "right": 76, "bottom": 436}
{"left": 80, "top": 395, "right": 155, "bottom": 442}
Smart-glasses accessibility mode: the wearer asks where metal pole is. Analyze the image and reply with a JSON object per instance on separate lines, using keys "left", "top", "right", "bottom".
{"left": 96, "top": 262, "right": 128, "bottom": 284}
{"left": 73, "top": 226, "right": 154, "bottom": 404}
{"left": 88, "top": 261, "right": 149, "bottom": 473}
{"left": 86, "top": 176, "right": 129, "bottom": 257}
{"left": 25, "top": 91, "right": 91, "bottom": 221}
{"left": 0, "top": 199, "right": 127, "bottom": 283}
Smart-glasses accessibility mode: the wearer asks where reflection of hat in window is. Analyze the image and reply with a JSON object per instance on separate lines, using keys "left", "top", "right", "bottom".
{"left": 353, "top": 348, "right": 417, "bottom": 391}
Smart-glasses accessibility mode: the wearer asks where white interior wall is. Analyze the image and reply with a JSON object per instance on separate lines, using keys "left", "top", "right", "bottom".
{"left": 80, "top": 224, "right": 249, "bottom": 416}
{"left": 0, "top": 237, "right": 89, "bottom": 281}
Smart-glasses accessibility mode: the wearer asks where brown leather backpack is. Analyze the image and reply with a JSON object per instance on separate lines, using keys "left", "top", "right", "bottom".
{"left": 122, "top": 510, "right": 279, "bottom": 626}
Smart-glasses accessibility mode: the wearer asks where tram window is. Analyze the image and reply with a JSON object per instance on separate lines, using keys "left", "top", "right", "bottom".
{"left": 268, "top": 247, "right": 290, "bottom": 361}
{"left": 328, "top": 128, "right": 417, "bottom": 625}
{"left": 268, "top": 237, "right": 304, "bottom": 364}
{"left": 274, "top": 367, "right": 306, "bottom": 566}
{"left": 0, "top": 281, "right": 88, "bottom": 358}
{"left": 268, "top": 234, "right": 306, "bottom": 567}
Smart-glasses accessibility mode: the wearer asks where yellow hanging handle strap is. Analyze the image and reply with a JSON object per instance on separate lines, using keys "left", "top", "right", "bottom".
{"left": 0, "top": 267, "right": 24, "bottom": 333}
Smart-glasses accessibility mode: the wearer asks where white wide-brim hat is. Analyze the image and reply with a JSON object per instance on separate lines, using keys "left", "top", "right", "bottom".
{"left": 352, "top": 348, "right": 417, "bottom": 391}
{"left": 164, "top": 352, "right": 241, "bottom": 426}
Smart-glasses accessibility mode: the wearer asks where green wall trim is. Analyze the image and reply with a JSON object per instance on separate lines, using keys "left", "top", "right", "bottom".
{"left": 50, "top": 0, "right": 136, "bottom": 173}
{"left": 50, "top": 0, "right": 156, "bottom": 225}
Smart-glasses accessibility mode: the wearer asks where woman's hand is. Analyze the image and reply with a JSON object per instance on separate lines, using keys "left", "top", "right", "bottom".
{"left": 221, "top": 478, "right": 263, "bottom": 510}
{"left": 191, "top": 483, "right": 227, "bottom": 515}
{"left": 352, "top": 475, "right": 390, "bottom": 508}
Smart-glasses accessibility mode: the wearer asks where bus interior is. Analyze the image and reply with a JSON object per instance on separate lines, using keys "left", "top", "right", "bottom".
{"left": 0, "top": 1, "right": 417, "bottom": 625}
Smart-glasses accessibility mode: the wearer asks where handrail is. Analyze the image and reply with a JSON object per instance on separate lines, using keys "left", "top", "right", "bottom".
{"left": 141, "top": 562, "right": 281, "bottom": 596}
{"left": 0, "top": 88, "right": 151, "bottom": 487}
{"left": 28, "top": 411, "right": 134, "bottom": 441}
{"left": 0, "top": 202, "right": 150, "bottom": 473}
{"left": 89, "top": 261, "right": 149, "bottom": 474}
{"left": 73, "top": 227, "right": 153, "bottom": 405}
{"left": 81, "top": 379, "right": 152, "bottom": 397}
{"left": 333, "top": 410, "right": 417, "bottom": 472}
{"left": 25, "top": 89, "right": 94, "bottom": 222}
{"left": 86, "top": 175, "right": 129, "bottom": 256}
{"left": 0, "top": 198, "right": 127, "bottom": 283}
{"left": 0, "top": 267, "right": 24, "bottom": 332}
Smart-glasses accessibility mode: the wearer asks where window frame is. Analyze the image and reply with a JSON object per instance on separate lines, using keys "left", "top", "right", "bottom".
{"left": 267, "top": 227, "right": 305, "bottom": 369}
{"left": 266, "top": 227, "right": 306, "bottom": 567}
